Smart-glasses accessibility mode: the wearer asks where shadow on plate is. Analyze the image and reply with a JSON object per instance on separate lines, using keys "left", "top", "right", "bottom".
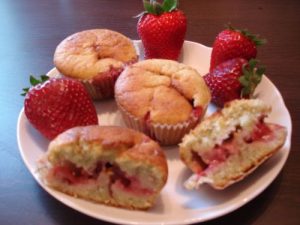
{"left": 24, "top": 119, "right": 49, "bottom": 152}
{"left": 36, "top": 186, "right": 116, "bottom": 225}
{"left": 201, "top": 172, "right": 283, "bottom": 225}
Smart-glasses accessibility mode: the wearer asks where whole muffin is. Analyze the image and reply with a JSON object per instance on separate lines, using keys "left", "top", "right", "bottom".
{"left": 39, "top": 125, "right": 168, "bottom": 210}
{"left": 54, "top": 29, "right": 138, "bottom": 100}
{"left": 115, "top": 59, "right": 211, "bottom": 145}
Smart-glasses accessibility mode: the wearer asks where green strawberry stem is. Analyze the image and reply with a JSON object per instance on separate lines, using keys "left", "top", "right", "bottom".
{"left": 226, "top": 23, "right": 267, "bottom": 46}
{"left": 21, "top": 74, "right": 49, "bottom": 96}
{"left": 143, "top": 0, "right": 178, "bottom": 15}
{"left": 239, "top": 59, "right": 265, "bottom": 98}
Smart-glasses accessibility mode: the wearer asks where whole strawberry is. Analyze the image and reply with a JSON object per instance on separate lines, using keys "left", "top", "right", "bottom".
{"left": 22, "top": 76, "right": 98, "bottom": 139}
{"left": 137, "top": 0, "right": 187, "bottom": 60}
{"left": 204, "top": 58, "right": 264, "bottom": 107}
{"left": 210, "top": 25, "right": 266, "bottom": 71}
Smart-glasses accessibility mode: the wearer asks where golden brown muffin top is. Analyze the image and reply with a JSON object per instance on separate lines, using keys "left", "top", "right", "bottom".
{"left": 115, "top": 59, "right": 211, "bottom": 124}
{"left": 48, "top": 125, "right": 168, "bottom": 176}
{"left": 54, "top": 29, "right": 137, "bottom": 80}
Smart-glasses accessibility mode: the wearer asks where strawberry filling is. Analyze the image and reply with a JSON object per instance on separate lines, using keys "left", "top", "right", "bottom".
{"left": 50, "top": 161, "right": 102, "bottom": 185}
{"left": 51, "top": 165, "right": 92, "bottom": 184}
{"left": 245, "top": 122, "right": 273, "bottom": 143}
{"left": 93, "top": 58, "right": 138, "bottom": 82}
{"left": 204, "top": 135, "right": 238, "bottom": 167}
{"left": 144, "top": 110, "right": 151, "bottom": 127}
{"left": 49, "top": 161, "right": 153, "bottom": 195}
{"left": 202, "top": 122, "right": 275, "bottom": 167}
{"left": 91, "top": 58, "right": 138, "bottom": 98}
{"left": 191, "top": 151, "right": 208, "bottom": 173}
{"left": 192, "top": 106, "right": 203, "bottom": 121}
{"left": 113, "top": 178, "right": 154, "bottom": 196}
{"left": 91, "top": 67, "right": 123, "bottom": 98}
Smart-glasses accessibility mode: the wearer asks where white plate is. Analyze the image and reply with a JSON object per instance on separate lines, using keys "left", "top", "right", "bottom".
{"left": 17, "top": 40, "right": 292, "bottom": 225}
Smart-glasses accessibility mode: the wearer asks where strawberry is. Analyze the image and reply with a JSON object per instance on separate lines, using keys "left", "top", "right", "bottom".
{"left": 204, "top": 58, "right": 264, "bottom": 107}
{"left": 210, "top": 25, "right": 266, "bottom": 71}
{"left": 22, "top": 75, "right": 98, "bottom": 140}
{"left": 137, "top": 0, "right": 187, "bottom": 60}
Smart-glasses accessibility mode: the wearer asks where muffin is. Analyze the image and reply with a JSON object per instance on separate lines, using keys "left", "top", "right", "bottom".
{"left": 179, "top": 99, "right": 287, "bottom": 190}
{"left": 39, "top": 125, "right": 168, "bottom": 210}
{"left": 54, "top": 29, "right": 138, "bottom": 100}
{"left": 114, "top": 59, "right": 211, "bottom": 145}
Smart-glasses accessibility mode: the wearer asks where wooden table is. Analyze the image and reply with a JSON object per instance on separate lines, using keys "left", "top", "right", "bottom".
{"left": 1, "top": 0, "right": 299, "bottom": 224}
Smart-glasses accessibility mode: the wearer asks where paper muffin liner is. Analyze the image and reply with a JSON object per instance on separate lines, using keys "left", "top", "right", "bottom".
{"left": 116, "top": 101, "right": 203, "bottom": 146}
{"left": 54, "top": 69, "right": 120, "bottom": 100}
{"left": 55, "top": 57, "right": 138, "bottom": 101}
{"left": 85, "top": 58, "right": 138, "bottom": 100}
{"left": 81, "top": 66, "right": 123, "bottom": 100}
{"left": 82, "top": 75, "right": 114, "bottom": 100}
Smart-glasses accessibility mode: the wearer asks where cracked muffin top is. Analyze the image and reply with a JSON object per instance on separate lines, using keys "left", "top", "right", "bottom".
{"left": 54, "top": 29, "right": 137, "bottom": 80}
{"left": 115, "top": 59, "right": 211, "bottom": 125}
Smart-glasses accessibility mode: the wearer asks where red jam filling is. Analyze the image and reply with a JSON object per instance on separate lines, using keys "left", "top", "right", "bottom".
{"left": 205, "top": 136, "right": 237, "bottom": 167}
{"left": 191, "top": 106, "right": 203, "bottom": 121}
{"left": 92, "top": 57, "right": 137, "bottom": 83}
{"left": 50, "top": 161, "right": 153, "bottom": 195}
{"left": 93, "top": 67, "right": 123, "bottom": 84}
{"left": 113, "top": 177, "right": 154, "bottom": 196}
{"left": 51, "top": 164, "right": 95, "bottom": 185}
{"left": 204, "top": 122, "right": 274, "bottom": 167}
{"left": 144, "top": 111, "right": 151, "bottom": 126}
{"left": 247, "top": 122, "right": 272, "bottom": 142}
{"left": 191, "top": 151, "right": 208, "bottom": 173}
{"left": 143, "top": 111, "right": 154, "bottom": 138}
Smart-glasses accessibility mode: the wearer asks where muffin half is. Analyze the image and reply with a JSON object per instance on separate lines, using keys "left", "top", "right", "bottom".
{"left": 54, "top": 29, "right": 138, "bottom": 100}
{"left": 115, "top": 59, "right": 211, "bottom": 145}
{"left": 38, "top": 125, "right": 168, "bottom": 210}
{"left": 180, "top": 99, "right": 287, "bottom": 190}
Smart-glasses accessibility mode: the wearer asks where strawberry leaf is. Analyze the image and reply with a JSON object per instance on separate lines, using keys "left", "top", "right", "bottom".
{"left": 256, "top": 67, "right": 265, "bottom": 75}
{"left": 239, "top": 59, "right": 264, "bottom": 98}
{"left": 21, "top": 75, "right": 49, "bottom": 96}
{"left": 226, "top": 23, "right": 267, "bottom": 46}
{"left": 162, "top": 0, "right": 177, "bottom": 12}
{"left": 142, "top": 0, "right": 176, "bottom": 14}
{"left": 21, "top": 88, "right": 29, "bottom": 96}
{"left": 41, "top": 75, "right": 49, "bottom": 82}
{"left": 30, "top": 75, "right": 41, "bottom": 86}
{"left": 143, "top": 0, "right": 164, "bottom": 15}
{"left": 143, "top": 0, "right": 156, "bottom": 14}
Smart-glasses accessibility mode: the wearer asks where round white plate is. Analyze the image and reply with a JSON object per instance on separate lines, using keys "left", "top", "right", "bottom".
{"left": 17, "top": 40, "right": 292, "bottom": 225}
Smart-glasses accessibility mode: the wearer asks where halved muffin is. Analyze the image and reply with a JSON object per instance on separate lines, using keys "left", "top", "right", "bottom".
{"left": 54, "top": 29, "right": 138, "bottom": 100}
{"left": 114, "top": 59, "right": 211, "bottom": 145}
{"left": 39, "top": 125, "right": 168, "bottom": 210}
{"left": 180, "top": 99, "right": 287, "bottom": 190}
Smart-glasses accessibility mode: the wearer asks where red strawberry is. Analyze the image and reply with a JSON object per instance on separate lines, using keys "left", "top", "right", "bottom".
{"left": 137, "top": 0, "right": 187, "bottom": 60}
{"left": 204, "top": 58, "right": 264, "bottom": 107}
{"left": 210, "top": 25, "right": 266, "bottom": 71}
{"left": 22, "top": 75, "right": 98, "bottom": 139}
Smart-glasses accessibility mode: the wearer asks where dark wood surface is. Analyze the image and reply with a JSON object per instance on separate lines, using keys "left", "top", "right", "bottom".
{"left": 1, "top": 0, "right": 299, "bottom": 224}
